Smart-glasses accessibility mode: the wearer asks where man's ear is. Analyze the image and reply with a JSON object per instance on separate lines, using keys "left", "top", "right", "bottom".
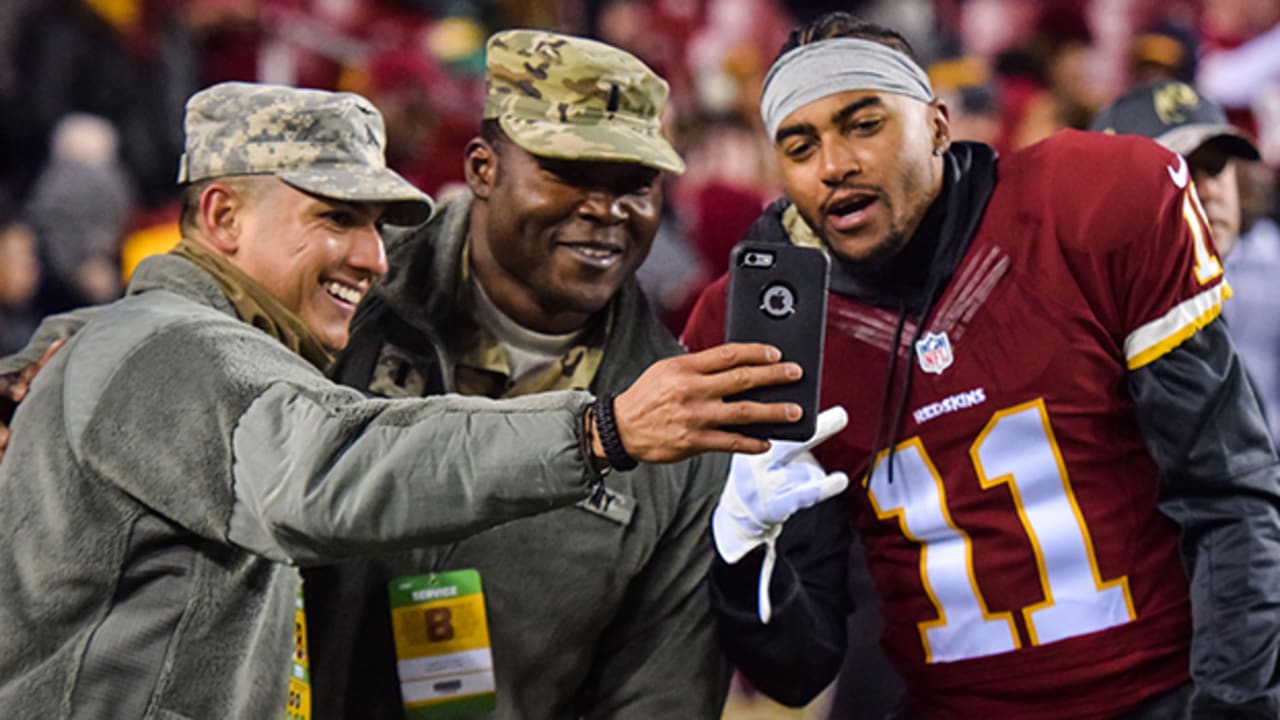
{"left": 930, "top": 99, "right": 953, "bottom": 155}
{"left": 464, "top": 138, "right": 499, "bottom": 200}
{"left": 198, "top": 182, "right": 243, "bottom": 254}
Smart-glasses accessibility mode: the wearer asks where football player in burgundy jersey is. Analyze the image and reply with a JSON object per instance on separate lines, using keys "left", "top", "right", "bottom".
{"left": 683, "top": 12, "right": 1280, "bottom": 719}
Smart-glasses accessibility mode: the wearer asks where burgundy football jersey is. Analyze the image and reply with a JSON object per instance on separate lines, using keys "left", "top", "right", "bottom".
{"left": 684, "top": 130, "right": 1230, "bottom": 719}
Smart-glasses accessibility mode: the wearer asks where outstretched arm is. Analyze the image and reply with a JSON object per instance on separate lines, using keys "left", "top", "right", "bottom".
{"left": 62, "top": 310, "right": 811, "bottom": 565}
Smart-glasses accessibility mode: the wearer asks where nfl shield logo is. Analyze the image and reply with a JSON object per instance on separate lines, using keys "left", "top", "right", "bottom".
{"left": 915, "top": 331, "right": 953, "bottom": 374}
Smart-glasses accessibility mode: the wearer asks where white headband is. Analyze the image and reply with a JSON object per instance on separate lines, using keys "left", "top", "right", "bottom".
{"left": 759, "top": 37, "right": 935, "bottom": 139}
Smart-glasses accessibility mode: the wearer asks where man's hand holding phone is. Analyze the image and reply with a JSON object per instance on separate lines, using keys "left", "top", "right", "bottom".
{"left": 605, "top": 342, "right": 805, "bottom": 463}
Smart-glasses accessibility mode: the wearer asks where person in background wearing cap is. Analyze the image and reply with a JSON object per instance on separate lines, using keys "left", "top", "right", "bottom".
{"left": 681, "top": 12, "right": 1280, "bottom": 718}
{"left": 1091, "top": 80, "right": 1280, "bottom": 447}
{"left": 294, "top": 30, "right": 849, "bottom": 719}
{"left": 0, "top": 81, "right": 805, "bottom": 718}
{"left": 1091, "top": 79, "right": 1261, "bottom": 258}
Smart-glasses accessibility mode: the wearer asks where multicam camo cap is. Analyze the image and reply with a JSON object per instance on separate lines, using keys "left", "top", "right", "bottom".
{"left": 484, "top": 30, "right": 685, "bottom": 174}
{"left": 177, "top": 82, "right": 433, "bottom": 225}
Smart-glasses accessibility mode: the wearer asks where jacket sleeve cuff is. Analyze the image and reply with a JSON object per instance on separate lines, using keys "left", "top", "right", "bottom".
{"left": 711, "top": 546, "right": 801, "bottom": 623}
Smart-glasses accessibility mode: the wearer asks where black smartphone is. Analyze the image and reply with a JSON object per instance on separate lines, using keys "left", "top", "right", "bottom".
{"left": 725, "top": 242, "right": 830, "bottom": 441}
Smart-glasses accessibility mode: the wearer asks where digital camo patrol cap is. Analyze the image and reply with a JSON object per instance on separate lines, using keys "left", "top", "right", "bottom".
{"left": 1090, "top": 80, "right": 1260, "bottom": 161}
{"left": 177, "top": 82, "right": 434, "bottom": 226}
{"left": 483, "top": 30, "right": 685, "bottom": 174}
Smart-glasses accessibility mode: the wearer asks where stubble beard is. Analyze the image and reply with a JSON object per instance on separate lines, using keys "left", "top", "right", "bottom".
{"left": 819, "top": 212, "right": 909, "bottom": 267}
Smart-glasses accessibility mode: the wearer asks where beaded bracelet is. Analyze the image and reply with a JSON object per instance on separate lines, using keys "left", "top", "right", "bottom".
{"left": 592, "top": 392, "right": 638, "bottom": 472}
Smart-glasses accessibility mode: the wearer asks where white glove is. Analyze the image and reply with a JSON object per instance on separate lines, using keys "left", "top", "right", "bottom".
{"left": 713, "top": 407, "right": 850, "bottom": 623}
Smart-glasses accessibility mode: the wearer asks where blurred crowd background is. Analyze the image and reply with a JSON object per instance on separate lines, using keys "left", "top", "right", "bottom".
{"left": 1, "top": 0, "right": 1278, "bottom": 717}
{"left": 2, "top": 0, "right": 1279, "bottom": 357}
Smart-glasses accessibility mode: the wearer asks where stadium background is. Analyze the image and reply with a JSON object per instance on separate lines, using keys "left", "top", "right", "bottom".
{"left": 1, "top": 1, "right": 1277, "bottom": 717}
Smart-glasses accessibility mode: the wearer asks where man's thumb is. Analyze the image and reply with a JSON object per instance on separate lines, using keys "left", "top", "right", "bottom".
{"left": 814, "top": 472, "right": 850, "bottom": 503}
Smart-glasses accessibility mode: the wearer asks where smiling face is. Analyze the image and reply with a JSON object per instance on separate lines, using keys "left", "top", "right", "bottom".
{"left": 214, "top": 178, "right": 388, "bottom": 350}
{"left": 466, "top": 133, "right": 663, "bottom": 334}
{"left": 774, "top": 89, "right": 948, "bottom": 264}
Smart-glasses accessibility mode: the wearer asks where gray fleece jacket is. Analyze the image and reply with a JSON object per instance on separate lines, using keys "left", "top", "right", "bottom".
{"left": 0, "top": 253, "right": 601, "bottom": 719}
{"left": 303, "top": 195, "right": 734, "bottom": 719}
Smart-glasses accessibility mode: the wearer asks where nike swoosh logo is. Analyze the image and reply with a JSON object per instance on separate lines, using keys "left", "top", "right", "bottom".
{"left": 1167, "top": 154, "right": 1189, "bottom": 188}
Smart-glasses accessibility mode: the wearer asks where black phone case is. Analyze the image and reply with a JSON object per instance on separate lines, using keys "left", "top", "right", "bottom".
{"left": 725, "top": 242, "right": 830, "bottom": 440}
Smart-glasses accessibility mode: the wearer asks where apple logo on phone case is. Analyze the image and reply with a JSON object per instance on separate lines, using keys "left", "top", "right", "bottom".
{"left": 760, "top": 283, "right": 797, "bottom": 319}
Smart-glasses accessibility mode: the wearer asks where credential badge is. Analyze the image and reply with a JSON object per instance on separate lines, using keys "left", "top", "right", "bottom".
{"left": 915, "top": 331, "right": 953, "bottom": 375}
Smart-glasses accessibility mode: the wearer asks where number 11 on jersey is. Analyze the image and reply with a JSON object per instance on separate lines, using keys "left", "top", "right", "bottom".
{"left": 866, "top": 399, "right": 1135, "bottom": 664}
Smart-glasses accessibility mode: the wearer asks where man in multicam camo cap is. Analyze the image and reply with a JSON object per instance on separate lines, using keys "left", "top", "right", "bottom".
{"left": 0, "top": 80, "right": 802, "bottom": 719}
{"left": 482, "top": 28, "right": 686, "bottom": 173}
{"left": 299, "top": 29, "right": 743, "bottom": 719}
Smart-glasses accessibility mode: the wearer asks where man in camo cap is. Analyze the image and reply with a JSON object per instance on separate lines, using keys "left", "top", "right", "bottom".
{"left": 482, "top": 29, "right": 685, "bottom": 172}
{"left": 0, "top": 78, "right": 799, "bottom": 718}
{"left": 301, "top": 29, "right": 742, "bottom": 718}
{"left": 177, "top": 81, "right": 434, "bottom": 229}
